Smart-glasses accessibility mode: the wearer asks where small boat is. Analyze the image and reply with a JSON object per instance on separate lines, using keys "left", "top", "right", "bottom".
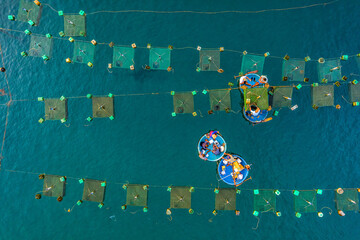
{"left": 197, "top": 130, "right": 226, "bottom": 161}
{"left": 238, "top": 72, "right": 270, "bottom": 124}
{"left": 217, "top": 153, "right": 249, "bottom": 186}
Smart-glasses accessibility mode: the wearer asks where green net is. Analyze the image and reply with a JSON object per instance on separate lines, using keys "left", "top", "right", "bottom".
{"left": 199, "top": 50, "right": 220, "bottom": 71}
{"left": 126, "top": 184, "right": 148, "bottom": 207}
{"left": 209, "top": 89, "right": 231, "bottom": 111}
{"left": 113, "top": 46, "right": 135, "bottom": 69}
{"left": 29, "top": 35, "right": 53, "bottom": 58}
{"left": 170, "top": 187, "right": 191, "bottom": 209}
{"left": 73, "top": 41, "right": 95, "bottom": 64}
{"left": 17, "top": 0, "right": 42, "bottom": 25}
{"left": 149, "top": 48, "right": 171, "bottom": 70}
{"left": 294, "top": 190, "right": 317, "bottom": 213}
{"left": 92, "top": 97, "right": 114, "bottom": 118}
{"left": 173, "top": 92, "right": 194, "bottom": 114}
{"left": 356, "top": 56, "right": 360, "bottom": 72}
{"left": 311, "top": 85, "right": 334, "bottom": 107}
{"left": 272, "top": 87, "right": 293, "bottom": 108}
{"left": 282, "top": 59, "right": 305, "bottom": 82}
{"left": 82, "top": 179, "right": 106, "bottom": 203}
{"left": 63, "top": 15, "right": 86, "bottom": 37}
{"left": 349, "top": 83, "right": 360, "bottom": 102}
{"left": 241, "top": 54, "right": 265, "bottom": 75}
{"left": 44, "top": 99, "right": 67, "bottom": 120}
{"left": 42, "top": 175, "right": 65, "bottom": 197}
{"left": 215, "top": 188, "right": 236, "bottom": 211}
{"left": 254, "top": 190, "right": 276, "bottom": 213}
{"left": 318, "top": 59, "right": 341, "bottom": 82}
{"left": 244, "top": 87, "right": 269, "bottom": 111}
{"left": 335, "top": 189, "right": 359, "bottom": 212}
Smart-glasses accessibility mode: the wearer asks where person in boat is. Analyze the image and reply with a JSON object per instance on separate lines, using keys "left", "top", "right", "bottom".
{"left": 247, "top": 104, "right": 260, "bottom": 117}
{"left": 199, "top": 140, "right": 210, "bottom": 160}
{"left": 212, "top": 145, "right": 221, "bottom": 155}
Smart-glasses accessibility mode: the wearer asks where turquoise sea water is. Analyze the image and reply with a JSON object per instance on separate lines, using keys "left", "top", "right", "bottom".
{"left": 1, "top": 0, "right": 360, "bottom": 239}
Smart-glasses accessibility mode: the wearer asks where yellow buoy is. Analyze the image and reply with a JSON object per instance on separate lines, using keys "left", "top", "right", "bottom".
{"left": 91, "top": 40, "right": 97, "bottom": 46}
{"left": 130, "top": 65, "right": 135, "bottom": 70}
{"left": 167, "top": 66, "right": 172, "bottom": 72}
{"left": 219, "top": 47, "right": 224, "bottom": 52}
{"left": 108, "top": 63, "right": 112, "bottom": 69}
{"left": 131, "top": 43, "right": 137, "bottom": 48}
{"left": 87, "top": 62, "right": 93, "bottom": 68}
{"left": 65, "top": 58, "right": 71, "bottom": 63}
{"left": 34, "top": 0, "right": 41, "bottom": 6}
{"left": 336, "top": 104, "right": 341, "bottom": 109}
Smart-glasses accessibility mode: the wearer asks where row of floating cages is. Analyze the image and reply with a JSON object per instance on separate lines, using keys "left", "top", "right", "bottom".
{"left": 36, "top": 174, "right": 360, "bottom": 217}
{"left": 36, "top": 81, "right": 360, "bottom": 123}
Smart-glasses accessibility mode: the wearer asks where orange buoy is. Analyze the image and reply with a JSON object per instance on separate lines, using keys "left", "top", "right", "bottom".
{"left": 145, "top": 65, "right": 150, "bottom": 70}
{"left": 217, "top": 69, "right": 224, "bottom": 73}
{"left": 336, "top": 104, "right": 341, "bottom": 109}
{"left": 167, "top": 66, "right": 172, "bottom": 72}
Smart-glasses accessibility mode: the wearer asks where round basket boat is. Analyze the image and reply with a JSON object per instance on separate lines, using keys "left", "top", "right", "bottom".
{"left": 243, "top": 107, "right": 268, "bottom": 123}
{"left": 197, "top": 131, "right": 226, "bottom": 162}
{"left": 238, "top": 73, "right": 267, "bottom": 94}
{"left": 217, "top": 154, "right": 249, "bottom": 186}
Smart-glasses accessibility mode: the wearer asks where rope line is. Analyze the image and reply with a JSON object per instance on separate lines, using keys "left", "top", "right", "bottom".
{"left": 43, "top": 1, "right": 339, "bottom": 16}
{"left": 0, "top": 26, "right": 357, "bottom": 61}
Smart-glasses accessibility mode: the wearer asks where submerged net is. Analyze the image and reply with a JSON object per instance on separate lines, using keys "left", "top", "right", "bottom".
{"left": 17, "top": 0, "right": 42, "bottom": 25}
{"left": 244, "top": 87, "right": 269, "bottom": 111}
{"left": 318, "top": 59, "right": 341, "bottom": 82}
{"left": 335, "top": 189, "right": 359, "bottom": 212}
{"left": 44, "top": 98, "right": 67, "bottom": 120}
{"left": 254, "top": 190, "right": 276, "bottom": 213}
{"left": 348, "top": 83, "right": 360, "bottom": 102}
{"left": 294, "top": 190, "right": 317, "bottom": 213}
{"left": 209, "top": 89, "right": 231, "bottom": 111}
{"left": 241, "top": 54, "right": 265, "bottom": 75}
{"left": 170, "top": 186, "right": 191, "bottom": 209}
{"left": 63, "top": 15, "right": 86, "bottom": 37}
{"left": 149, "top": 48, "right": 171, "bottom": 70}
{"left": 311, "top": 85, "right": 334, "bottom": 107}
{"left": 29, "top": 35, "right": 53, "bottom": 58}
{"left": 113, "top": 46, "right": 135, "bottom": 69}
{"left": 282, "top": 59, "right": 305, "bottom": 81}
{"left": 73, "top": 41, "right": 95, "bottom": 64}
{"left": 82, "top": 179, "right": 106, "bottom": 203}
{"left": 272, "top": 87, "right": 293, "bottom": 108}
{"left": 215, "top": 188, "right": 236, "bottom": 211}
{"left": 199, "top": 50, "right": 220, "bottom": 71}
{"left": 42, "top": 175, "right": 65, "bottom": 197}
{"left": 126, "top": 184, "right": 148, "bottom": 207}
{"left": 92, "top": 97, "right": 114, "bottom": 118}
{"left": 173, "top": 92, "right": 194, "bottom": 114}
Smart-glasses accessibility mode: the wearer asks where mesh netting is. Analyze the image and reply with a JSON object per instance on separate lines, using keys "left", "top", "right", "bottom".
{"left": 29, "top": 35, "right": 53, "bottom": 58}
{"left": 215, "top": 188, "right": 236, "bottom": 211}
{"left": 254, "top": 190, "right": 276, "bottom": 213}
{"left": 294, "top": 190, "right": 317, "bottom": 213}
{"left": 64, "top": 15, "right": 86, "bottom": 37}
{"left": 244, "top": 87, "right": 269, "bottom": 111}
{"left": 356, "top": 56, "right": 360, "bottom": 73}
{"left": 272, "top": 87, "right": 293, "bottom": 108}
{"left": 199, "top": 50, "right": 220, "bottom": 71}
{"left": 318, "top": 59, "right": 341, "bottom": 82}
{"left": 335, "top": 189, "right": 359, "bottom": 212}
{"left": 113, "top": 46, "right": 135, "bottom": 69}
{"left": 209, "top": 89, "right": 231, "bottom": 111}
{"left": 241, "top": 54, "right": 265, "bottom": 75}
{"left": 311, "top": 85, "right": 334, "bottom": 107}
{"left": 73, "top": 41, "right": 95, "bottom": 64}
{"left": 92, "top": 97, "right": 114, "bottom": 118}
{"left": 282, "top": 59, "right": 305, "bottom": 82}
{"left": 17, "top": 0, "right": 42, "bottom": 25}
{"left": 126, "top": 184, "right": 148, "bottom": 207}
{"left": 170, "top": 187, "right": 191, "bottom": 209}
{"left": 82, "top": 179, "right": 106, "bottom": 203}
{"left": 348, "top": 83, "right": 360, "bottom": 102}
{"left": 44, "top": 99, "right": 67, "bottom": 120}
{"left": 149, "top": 48, "right": 171, "bottom": 70}
{"left": 173, "top": 92, "right": 194, "bottom": 114}
{"left": 42, "top": 175, "right": 65, "bottom": 197}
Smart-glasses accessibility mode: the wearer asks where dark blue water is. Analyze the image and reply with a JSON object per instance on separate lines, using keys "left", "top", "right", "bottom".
{"left": 0, "top": 0, "right": 360, "bottom": 239}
